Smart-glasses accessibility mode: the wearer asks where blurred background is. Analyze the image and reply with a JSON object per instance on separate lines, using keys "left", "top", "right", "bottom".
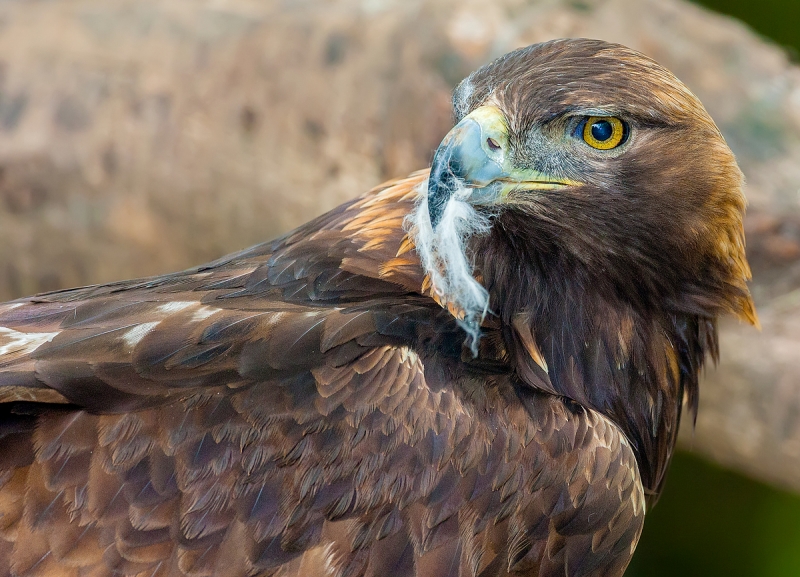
{"left": 0, "top": 0, "right": 798, "bottom": 574}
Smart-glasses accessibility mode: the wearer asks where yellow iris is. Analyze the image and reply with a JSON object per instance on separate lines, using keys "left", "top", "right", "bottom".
{"left": 582, "top": 116, "right": 625, "bottom": 150}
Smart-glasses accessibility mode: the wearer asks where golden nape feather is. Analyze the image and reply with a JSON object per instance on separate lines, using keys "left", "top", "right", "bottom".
{"left": 0, "top": 39, "right": 754, "bottom": 577}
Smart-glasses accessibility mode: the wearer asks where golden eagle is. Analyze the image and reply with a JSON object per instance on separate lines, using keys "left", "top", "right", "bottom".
{"left": 0, "top": 39, "right": 756, "bottom": 577}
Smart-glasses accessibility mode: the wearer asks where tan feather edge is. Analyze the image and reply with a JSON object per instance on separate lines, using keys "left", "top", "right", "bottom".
{"left": 512, "top": 313, "right": 548, "bottom": 374}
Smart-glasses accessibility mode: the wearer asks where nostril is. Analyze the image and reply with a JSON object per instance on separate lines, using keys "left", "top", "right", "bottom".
{"left": 486, "top": 138, "right": 501, "bottom": 151}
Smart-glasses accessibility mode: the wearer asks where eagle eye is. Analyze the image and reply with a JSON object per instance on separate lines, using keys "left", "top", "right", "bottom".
{"left": 580, "top": 116, "right": 627, "bottom": 150}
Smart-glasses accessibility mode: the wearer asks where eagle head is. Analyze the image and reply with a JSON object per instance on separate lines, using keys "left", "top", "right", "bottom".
{"left": 412, "top": 38, "right": 757, "bottom": 498}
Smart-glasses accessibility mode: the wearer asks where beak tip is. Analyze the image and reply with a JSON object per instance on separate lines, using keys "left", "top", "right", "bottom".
{"left": 427, "top": 183, "right": 444, "bottom": 229}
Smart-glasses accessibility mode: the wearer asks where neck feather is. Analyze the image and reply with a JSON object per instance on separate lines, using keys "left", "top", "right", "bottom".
{"left": 473, "top": 224, "right": 714, "bottom": 501}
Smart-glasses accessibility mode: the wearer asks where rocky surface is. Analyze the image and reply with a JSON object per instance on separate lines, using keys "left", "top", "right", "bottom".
{"left": 0, "top": 0, "right": 798, "bottom": 490}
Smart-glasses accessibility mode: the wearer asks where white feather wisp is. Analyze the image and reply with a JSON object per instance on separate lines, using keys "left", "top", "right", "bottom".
{"left": 407, "top": 180, "right": 492, "bottom": 355}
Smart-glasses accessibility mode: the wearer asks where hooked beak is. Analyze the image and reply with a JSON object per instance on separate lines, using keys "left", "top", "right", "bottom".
{"left": 427, "top": 105, "right": 576, "bottom": 228}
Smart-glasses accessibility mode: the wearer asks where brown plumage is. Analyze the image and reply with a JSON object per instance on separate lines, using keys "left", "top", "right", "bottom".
{"left": 0, "top": 39, "right": 755, "bottom": 577}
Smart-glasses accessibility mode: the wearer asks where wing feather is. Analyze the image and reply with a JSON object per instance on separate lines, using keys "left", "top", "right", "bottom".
{"left": 0, "top": 174, "right": 644, "bottom": 577}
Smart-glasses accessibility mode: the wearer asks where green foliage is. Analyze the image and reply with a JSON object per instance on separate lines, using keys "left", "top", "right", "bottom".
{"left": 691, "top": 0, "right": 800, "bottom": 56}
{"left": 628, "top": 452, "right": 800, "bottom": 576}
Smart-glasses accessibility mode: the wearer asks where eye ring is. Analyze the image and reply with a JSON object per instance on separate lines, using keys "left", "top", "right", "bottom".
{"left": 581, "top": 116, "right": 627, "bottom": 150}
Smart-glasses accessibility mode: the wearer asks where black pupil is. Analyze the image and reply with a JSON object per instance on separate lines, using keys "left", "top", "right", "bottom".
{"left": 591, "top": 120, "right": 613, "bottom": 141}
